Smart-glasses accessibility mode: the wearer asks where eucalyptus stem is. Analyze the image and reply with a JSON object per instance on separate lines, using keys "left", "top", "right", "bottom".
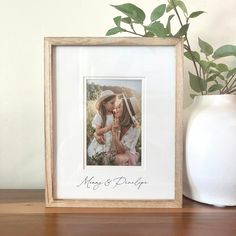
{"left": 199, "top": 64, "right": 202, "bottom": 78}
{"left": 202, "top": 68, "right": 207, "bottom": 95}
{"left": 171, "top": 0, "right": 203, "bottom": 95}
{"left": 221, "top": 75, "right": 235, "bottom": 93}
{"left": 221, "top": 80, "right": 229, "bottom": 94}
{"left": 228, "top": 76, "right": 236, "bottom": 92}
{"left": 228, "top": 88, "right": 236, "bottom": 94}
{"left": 226, "top": 83, "right": 230, "bottom": 93}
{"left": 184, "top": 44, "right": 188, "bottom": 50}
{"left": 121, "top": 27, "right": 144, "bottom": 37}
{"left": 130, "top": 23, "right": 137, "bottom": 34}
{"left": 171, "top": 0, "right": 183, "bottom": 25}
{"left": 225, "top": 77, "right": 230, "bottom": 93}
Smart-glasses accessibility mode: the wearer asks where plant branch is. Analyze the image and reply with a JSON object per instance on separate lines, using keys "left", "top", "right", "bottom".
{"left": 171, "top": 0, "right": 203, "bottom": 95}
{"left": 130, "top": 23, "right": 137, "bottom": 34}
{"left": 199, "top": 64, "right": 202, "bottom": 78}
{"left": 227, "top": 88, "right": 236, "bottom": 94}
{"left": 225, "top": 80, "right": 230, "bottom": 94}
{"left": 202, "top": 68, "right": 208, "bottom": 95}
{"left": 171, "top": 0, "right": 184, "bottom": 26}
{"left": 228, "top": 76, "right": 236, "bottom": 93}
{"left": 121, "top": 27, "right": 144, "bottom": 37}
{"left": 221, "top": 74, "right": 235, "bottom": 93}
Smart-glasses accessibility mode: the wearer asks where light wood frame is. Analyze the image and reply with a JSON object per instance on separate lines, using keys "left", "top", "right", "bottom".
{"left": 44, "top": 37, "right": 183, "bottom": 208}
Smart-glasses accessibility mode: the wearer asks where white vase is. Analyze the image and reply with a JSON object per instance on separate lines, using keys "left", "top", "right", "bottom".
{"left": 184, "top": 94, "right": 236, "bottom": 206}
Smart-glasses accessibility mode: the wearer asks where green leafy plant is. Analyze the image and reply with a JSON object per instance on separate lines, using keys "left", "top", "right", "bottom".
{"left": 106, "top": 0, "right": 236, "bottom": 97}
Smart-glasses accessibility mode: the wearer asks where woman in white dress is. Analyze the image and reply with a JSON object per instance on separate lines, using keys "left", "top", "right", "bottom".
{"left": 111, "top": 94, "right": 141, "bottom": 165}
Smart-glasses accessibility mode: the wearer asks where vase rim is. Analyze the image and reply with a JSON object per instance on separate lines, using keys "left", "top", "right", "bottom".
{"left": 195, "top": 94, "right": 236, "bottom": 97}
{"left": 193, "top": 94, "right": 236, "bottom": 104}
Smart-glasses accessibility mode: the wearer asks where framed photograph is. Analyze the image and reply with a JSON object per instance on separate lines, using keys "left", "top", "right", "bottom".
{"left": 45, "top": 37, "right": 183, "bottom": 208}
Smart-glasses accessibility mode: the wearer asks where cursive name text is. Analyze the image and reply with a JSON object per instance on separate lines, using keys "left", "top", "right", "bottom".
{"left": 76, "top": 176, "right": 148, "bottom": 190}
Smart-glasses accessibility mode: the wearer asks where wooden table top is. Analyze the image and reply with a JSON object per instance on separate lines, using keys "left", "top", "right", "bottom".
{"left": 0, "top": 189, "right": 236, "bottom": 236}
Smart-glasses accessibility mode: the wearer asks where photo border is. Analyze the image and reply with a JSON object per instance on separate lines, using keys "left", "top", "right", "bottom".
{"left": 44, "top": 37, "right": 183, "bottom": 208}
{"left": 84, "top": 76, "right": 144, "bottom": 168}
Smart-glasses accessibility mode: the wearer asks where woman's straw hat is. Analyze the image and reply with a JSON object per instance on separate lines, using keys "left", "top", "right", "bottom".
{"left": 95, "top": 90, "right": 115, "bottom": 110}
{"left": 122, "top": 93, "right": 140, "bottom": 124}
{"left": 128, "top": 97, "right": 140, "bottom": 115}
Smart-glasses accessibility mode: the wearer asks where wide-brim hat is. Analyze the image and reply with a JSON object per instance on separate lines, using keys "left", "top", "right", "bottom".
{"left": 122, "top": 93, "right": 140, "bottom": 124}
{"left": 95, "top": 90, "right": 115, "bottom": 110}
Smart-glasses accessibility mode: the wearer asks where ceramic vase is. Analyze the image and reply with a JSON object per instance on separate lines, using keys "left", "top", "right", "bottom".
{"left": 184, "top": 95, "right": 236, "bottom": 206}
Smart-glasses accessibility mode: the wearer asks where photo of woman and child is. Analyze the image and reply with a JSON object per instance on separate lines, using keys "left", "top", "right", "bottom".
{"left": 86, "top": 79, "right": 142, "bottom": 166}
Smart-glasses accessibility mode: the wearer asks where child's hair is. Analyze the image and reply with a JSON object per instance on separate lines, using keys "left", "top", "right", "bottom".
{"left": 98, "top": 95, "right": 116, "bottom": 128}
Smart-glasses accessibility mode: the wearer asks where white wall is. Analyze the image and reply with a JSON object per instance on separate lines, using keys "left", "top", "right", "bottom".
{"left": 0, "top": 0, "right": 236, "bottom": 188}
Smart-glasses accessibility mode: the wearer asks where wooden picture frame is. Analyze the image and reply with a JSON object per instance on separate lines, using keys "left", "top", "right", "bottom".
{"left": 44, "top": 37, "right": 183, "bottom": 208}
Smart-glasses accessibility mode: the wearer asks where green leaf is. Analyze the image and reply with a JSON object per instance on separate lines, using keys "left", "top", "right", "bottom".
{"left": 189, "top": 11, "right": 205, "bottom": 18}
{"left": 166, "top": 3, "right": 174, "bottom": 12}
{"left": 175, "top": 24, "right": 189, "bottom": 37}
{"left": 216, "top": 63, "right": 229, "bottom": 72}
{"left": 213, "top": 45, "right": 236, "bottom": 59}
{"left": 217, "top": 74, "right": 225, "bottom": 81}
{"left": 198, "top": 38, "right": 213, "bottom": 56}
{"left": 189, "top": 72, "right": 206, "bottom": 93}
{"left": 200, "top": 60, "right": 212, "bottom": 71}
{"left": 144, "top": 31, "right": 155, "bottom": 37}
{"left": 111, "top": 3, "right": 145, "bottom": 23}
{"left": 209, "top": 68, "right": 220, "bottom": 75}
{"left": 208, "top": 84, "right": 224, "bottom": 93}
{"left": 146, "top": 22, "right": 167, "bottom": 38}
{"left": 113, "top": 16, "right": 122, "bottom": 27}
{"left": 176, "top": 0, "right": 188, "bottom": 14}
{"left": 227, "top": 68, "right": 236, "bottom": 78}
{"left": 106, "top": 27, "right": 121, "bottom": 36}
{"left": 184, "top": 51, "right": 200, "bottom": 63}
{"left": 151, "top": 4, "right": 166, "bottom": 21}
{"left": 121, "top": 17, "right": 132, "bottom": 24}
{"left": 209, "top": 62, "right": 217, "bottom": 68}
{"left": 206, "top": 74, "right": 217, "bottom": 82}
{"left": 200, "top": 61, "right": 217, "bottom": 72}
{"left": 166, "top": 14, "right": 174, "bottom": 35}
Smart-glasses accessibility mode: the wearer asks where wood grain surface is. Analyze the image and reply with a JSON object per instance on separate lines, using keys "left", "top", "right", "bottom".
{"left": 0, "top": 190, "right": 236, "bottom": 236}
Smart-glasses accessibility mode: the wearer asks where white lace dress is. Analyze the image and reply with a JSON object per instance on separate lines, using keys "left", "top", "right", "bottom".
{"left": 87, "top": 113, "right": 114, "bottom": 158}
{"left": 123, "top": 126, "right": 141, "bottom": 165}
{"left": 121, "top": 126, "right": 141, "bottom": 155}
